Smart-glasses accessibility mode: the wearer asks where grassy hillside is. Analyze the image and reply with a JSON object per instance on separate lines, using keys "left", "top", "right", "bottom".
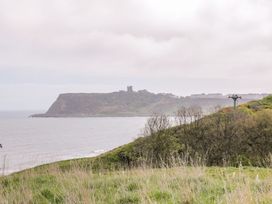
{"left": 1, "top": 165, "right": 272, "bottom": 204}
{"left": 28, "top": 95, "right": 272, "bottom": 174}
{"left": 61, "top": 95, "right": 272, "bottom": 171}
{"left": 241, "top": 95, "right": 272, "bottom": 112}
{"left": 1, "top": 96, "right": 272, "bottom": 203}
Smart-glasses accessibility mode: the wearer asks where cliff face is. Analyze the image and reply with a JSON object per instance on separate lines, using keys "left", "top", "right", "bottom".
{"left": 32, "top": 91, "right": 179, "bottom": 117}
{"left": 31, "top": 90, "right": 267, "bottom": 117}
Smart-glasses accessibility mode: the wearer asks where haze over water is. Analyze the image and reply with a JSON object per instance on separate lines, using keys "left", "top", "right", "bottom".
{"left": 0, "top": 112, "right": 147, "bottom": 174}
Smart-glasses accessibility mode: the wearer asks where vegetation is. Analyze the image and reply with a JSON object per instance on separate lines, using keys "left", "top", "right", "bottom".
{"left": 242, "top": 95, "right": 272, "bottom": 112}
{"left": 69, "top": 95, "right": 272, "bottom": 170}
{"left": 1, "top": 164, "right": 272, "bottom": 203}
{"left": 1, "top": 96, "right": 272, "bottom": 203}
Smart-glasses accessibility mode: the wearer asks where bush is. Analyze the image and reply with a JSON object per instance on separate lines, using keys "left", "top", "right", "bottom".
{"left": 91, "top": 96, "right": 272, "bottom": 168}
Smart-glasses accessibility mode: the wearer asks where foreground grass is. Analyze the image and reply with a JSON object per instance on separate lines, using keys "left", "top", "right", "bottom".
{"left": 1, "top": 165, "right": 272, "bottom": 204}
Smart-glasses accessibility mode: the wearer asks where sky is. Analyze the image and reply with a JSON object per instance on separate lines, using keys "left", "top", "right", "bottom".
{"left": 1, "top": 0, "right": 272, "bottom": 110}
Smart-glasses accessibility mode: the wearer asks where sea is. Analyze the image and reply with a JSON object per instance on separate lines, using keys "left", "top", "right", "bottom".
{"left": 0, "top": 111, "right": 148, "bottom": 175}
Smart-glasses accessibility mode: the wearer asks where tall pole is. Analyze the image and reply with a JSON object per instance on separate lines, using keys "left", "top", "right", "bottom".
{"left": 228, "top": 94, "right": 242, "bottom": 110}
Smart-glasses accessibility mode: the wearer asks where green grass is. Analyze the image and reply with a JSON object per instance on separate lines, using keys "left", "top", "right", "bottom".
{"left": 240, "top": 95, "right": 272, "bottom": 112}
{"left": 1, "top": 165, "right": 272, "bottom": 203}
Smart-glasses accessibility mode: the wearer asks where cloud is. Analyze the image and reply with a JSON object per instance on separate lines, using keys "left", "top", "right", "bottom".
{"left": 0, "top": 0, "right": 272, "bottom": 109}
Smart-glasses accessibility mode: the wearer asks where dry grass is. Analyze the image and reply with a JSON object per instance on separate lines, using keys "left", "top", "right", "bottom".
{"left": 0, "top": 164, "right": 272, "bottom": 204}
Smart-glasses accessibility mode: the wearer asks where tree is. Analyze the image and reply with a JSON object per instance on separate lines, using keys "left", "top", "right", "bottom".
{"left": 143, "top": 114, "right": 170, "bottom": 136}
{"left": 175, "top": 106, "right": 203, "bottom": 125}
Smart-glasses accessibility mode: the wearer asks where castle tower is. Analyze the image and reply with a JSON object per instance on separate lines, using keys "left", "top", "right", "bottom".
{"left": 127, "top": 86, "right": 133, "bottom": 93}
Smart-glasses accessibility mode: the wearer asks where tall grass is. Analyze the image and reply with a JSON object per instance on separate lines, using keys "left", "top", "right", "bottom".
{"left": 0, "top": 161, "right": 272, "bottom": 204}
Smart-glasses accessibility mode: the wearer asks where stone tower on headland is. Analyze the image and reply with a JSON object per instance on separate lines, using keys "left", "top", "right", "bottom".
{"left": 127, "top": 86, "right": 133, "bottom": 93}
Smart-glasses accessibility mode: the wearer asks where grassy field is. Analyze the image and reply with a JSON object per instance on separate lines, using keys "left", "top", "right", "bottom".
{"left": 1, "top": 164, "right": 272, "bottom": 204}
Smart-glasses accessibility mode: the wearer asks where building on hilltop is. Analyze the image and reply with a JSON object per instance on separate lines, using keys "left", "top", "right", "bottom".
{"left": 127, "top": 86, "right": 133, "bottom": 92}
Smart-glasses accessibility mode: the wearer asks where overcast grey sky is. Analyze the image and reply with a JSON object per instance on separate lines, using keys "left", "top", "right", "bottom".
{"left": 1, "top": 0, "right": 272, "bottom": 110}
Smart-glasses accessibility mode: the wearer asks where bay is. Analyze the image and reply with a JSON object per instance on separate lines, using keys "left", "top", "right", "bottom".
{"left": 0, "top": 112, "right": 147, "bottom": 174}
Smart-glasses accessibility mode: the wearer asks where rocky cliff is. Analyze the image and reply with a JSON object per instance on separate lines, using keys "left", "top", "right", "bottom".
{"left": 31, "top": 88, "right": 268, "bottom": 117}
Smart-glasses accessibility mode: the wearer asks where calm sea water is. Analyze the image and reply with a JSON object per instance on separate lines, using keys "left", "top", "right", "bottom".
{"left": 0, "top": 112, "right": 147, "bottom": 175}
